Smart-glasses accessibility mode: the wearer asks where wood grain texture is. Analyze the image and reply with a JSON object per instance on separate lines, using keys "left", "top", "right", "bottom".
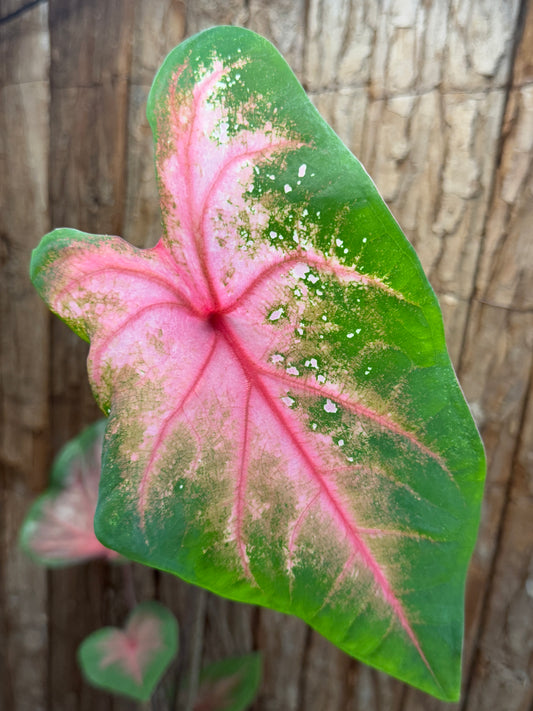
{"left": 456, "top": 5, "right": 533, "bottom": 707}
{"left": 46, "top": 2, "right": 136, "bottom": 710}
{"left": 0, "top": 4, "right": 49, "bottom": 711}
{"left": 2, "top": 1, "right": 532, "bottom": 709}
{"left": 123, "top": 0, "right": 186, "bottom": 249}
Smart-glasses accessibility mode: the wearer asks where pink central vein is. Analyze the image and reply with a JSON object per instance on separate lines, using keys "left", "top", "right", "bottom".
{"left": 183, "top": 64, "right": 228, "bottom": 310}
{"left": 214, "top": 315, "right": 434, "bottom": 676}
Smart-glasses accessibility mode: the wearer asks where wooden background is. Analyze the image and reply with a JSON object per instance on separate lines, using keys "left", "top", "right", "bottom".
{"left": 1, "top": 1, "right": 532, "bottom": 710}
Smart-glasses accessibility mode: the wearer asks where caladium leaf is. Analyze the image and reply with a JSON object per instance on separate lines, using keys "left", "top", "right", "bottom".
{"left": 78, "top": 600, "right": 178, "bottom": 701}
{"left": 20, "top": 420, "right": 120, "bottom": 566}
{"left": 194, "top": 653, "right": 261, "bottom": 711}
{"left": 30, "top": 27, "right": 485, "bottom": 699}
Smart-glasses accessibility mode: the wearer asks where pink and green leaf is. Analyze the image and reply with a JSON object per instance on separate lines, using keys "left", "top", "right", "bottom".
{"left": 78, "top": 601, "right": 178, "bottom": 701}
{"left": 194, "top": 653, "right": 261, "bottom": 711}
{"left": 20, "top": 420, "right": 119, "bottom": 566}
{"left": 30, "top": 27, "right": 485, "bottom": 699}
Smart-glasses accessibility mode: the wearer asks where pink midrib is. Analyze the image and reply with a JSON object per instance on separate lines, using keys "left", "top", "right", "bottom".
{"left": 213, "top": 314, "right": 433, "bottom": 673}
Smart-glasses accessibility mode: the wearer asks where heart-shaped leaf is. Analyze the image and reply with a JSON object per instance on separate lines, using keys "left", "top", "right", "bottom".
{"left": 30, "top": 27, "right": 485, "bottom": 699}
{"left": 20, "top": 420, "right": 119, "bottom": 566}
{"left": 194, "top": 653, "right": 261, "bottom": 711}
{"left": 78, "top": 600, "right": 178, "bottom": 701}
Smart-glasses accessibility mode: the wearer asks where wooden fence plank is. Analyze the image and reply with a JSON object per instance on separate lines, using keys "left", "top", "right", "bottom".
{"left": 0, "top": 4, "right": 50, "bottom": 711}
{"left": 456, "top": 5, "right": 533, "bottom": 706}
{"left": 123, "top": 0, "right": 186, "bottom": 249}
{"left": 248, "top": 0, "right": 307, "bottom": 79}
{"left": 185, "top": 0, "right": 248, "bottom": 36}
{"left": 46, "top": 1, "right": 135, "bottom": 709}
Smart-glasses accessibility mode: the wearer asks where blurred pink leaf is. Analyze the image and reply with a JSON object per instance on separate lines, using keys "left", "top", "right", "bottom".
{"left": 20, "top": 420, "right": 119, "bottom": 566}
{"left": 78, "top": 601, "right": 178, "bottom": 701}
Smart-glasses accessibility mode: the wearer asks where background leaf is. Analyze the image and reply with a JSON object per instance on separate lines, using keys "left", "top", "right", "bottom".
{"left": 19, "top": 420, "right": 119, "bottom": 566}
{"left": 194, "top": 653, "right": 261, "bottom": 711}
{"left": 30, "top": 27, "right": 485, "bottom": 699}
{"left": 78, "top": 600, "right": 178, "bottom": 701}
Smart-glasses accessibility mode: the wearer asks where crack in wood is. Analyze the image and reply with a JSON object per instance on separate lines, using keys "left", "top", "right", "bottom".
{"left": 0, "top": 0, "right": 46, "bottom": 25}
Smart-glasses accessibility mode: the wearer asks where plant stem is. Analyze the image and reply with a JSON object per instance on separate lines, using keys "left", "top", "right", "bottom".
{"left": 180, "top": 588, "right": 207, "bottom": 711}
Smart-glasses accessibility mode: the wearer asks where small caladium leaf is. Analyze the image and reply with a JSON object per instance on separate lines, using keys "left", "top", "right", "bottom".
{"left": 30, "top": 27, "right": 485, "bottom": 699}
{"left": 194, "top": 653, "right": 261, "bottom": 711}
{"left": 20, "top": 420, "right": 120, "bottom": 566}
{"left": 78, "top": 600, "right": 178, "bottom": 701}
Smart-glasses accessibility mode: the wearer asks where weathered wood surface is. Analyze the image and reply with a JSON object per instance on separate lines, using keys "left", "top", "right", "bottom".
{"left": 1, "top": 2, "right": 531, "bottom": 710}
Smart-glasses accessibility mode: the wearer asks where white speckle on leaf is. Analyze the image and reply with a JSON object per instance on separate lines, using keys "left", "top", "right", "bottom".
{"left": 317, "top": 374, "right": 326, "bottom": 383}
{"left": 336, "top": 238, "right": 343, "bottom": 247}
{"left": 269, "top": 230, "right": 277, "bottom": 239}
{"left": 268, "top": 174, "right": 275, "bottom": 180}
{"left": 324, "top": 399, "right": 337, "bottom": 413}
{"left": 344, "top": 248, "right": 349, "bottom": 254}
{"left": 347, "top": 456, "right": 354, "bottom": 462}
{"left": 302, "top": 208, "right": 309, "bottom": 217}
{"left": 321, "top": 315, "right": 327, "bottom": 322}
{"left": 305, "top": 358, "right": 318, "bottom": 369}
{"left": 291, "top": 263, "right": 309, "bottom": 279}
{"left": 282, "top": 396, "right": 295, "bottom": 408}
{"left": 355, "top": 328, "right": 361, "bottom": 334}
{"left": 271, "top": 353, "right": 284, "bottom": 363}
{"left": 286, "top": 366, "right": 299, "bottom": 376}
{"left": 284, "top": 184, "right": 292, "bottom": 193}
{"left": 297, "top": 327, "right": 304, "bottom": 335}
{"left": 307, "top": 274, "right": 319, "bottom": 284}
{"left": 179, "top": 484, "right": 184, "bottom": 490}
{"left": 362, "top": 237, "right": 367, "bottom": 243}
{"left": 298, "top": 163, "right": 307, "bottom": 178}
{"left": 347, "top": 333, "right": 354, "bottom": 339}
{"left": 338, "top": 439, "right": 344, "bottom": 446}
{"left": 311, "top": 422, "right": 317, "bottom": 430}
{"left": 269, "top": 308, "right": 284, "bottom": 321}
